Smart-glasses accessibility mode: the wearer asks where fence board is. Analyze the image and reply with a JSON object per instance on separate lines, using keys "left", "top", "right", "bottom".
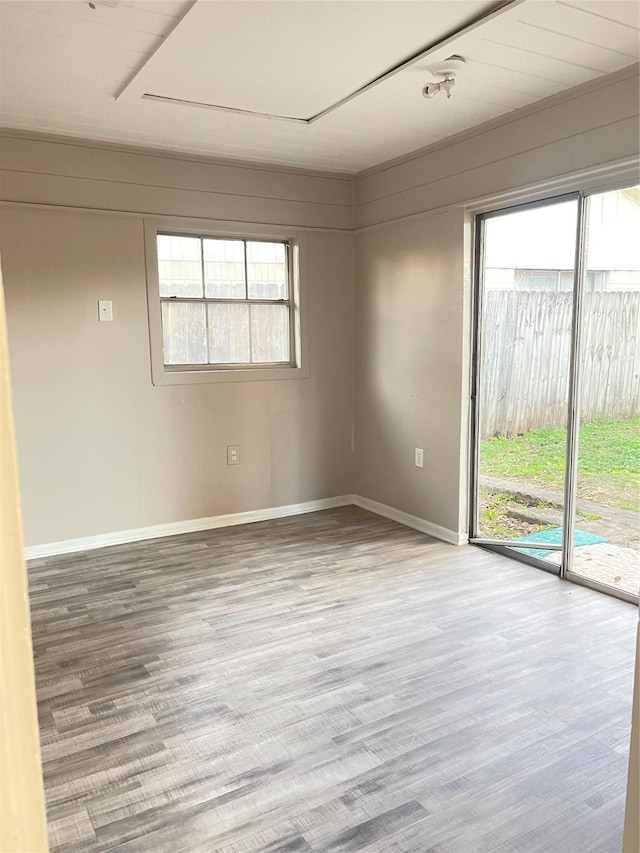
{"left": 480, "top": 290, "right": 640, "bottom": 438}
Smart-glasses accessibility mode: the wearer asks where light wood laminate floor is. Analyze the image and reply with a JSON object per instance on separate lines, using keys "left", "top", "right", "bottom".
{"left": 28, "top": 507, "right": 637, "bottom": 853}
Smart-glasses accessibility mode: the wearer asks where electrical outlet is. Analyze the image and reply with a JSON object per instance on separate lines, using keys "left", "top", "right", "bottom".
{"left": 415, "top": 448, "right": 424, "bottom": 468}
{"left": 227, "top": 445, "right": 240, "bottom": 466}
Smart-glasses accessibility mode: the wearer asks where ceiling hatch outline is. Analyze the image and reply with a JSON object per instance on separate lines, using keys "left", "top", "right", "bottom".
{"left": 117, "top": 0, "right": 521, "bottom": 125}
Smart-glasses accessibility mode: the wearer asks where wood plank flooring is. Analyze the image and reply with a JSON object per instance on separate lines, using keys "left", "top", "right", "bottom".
{"left": 27, "top": 507, "right": 637, "bottom": 852}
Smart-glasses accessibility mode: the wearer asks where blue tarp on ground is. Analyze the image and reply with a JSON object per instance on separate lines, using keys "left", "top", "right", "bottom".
{"left": 513, "top": 526, "right": 608, "bottom": 559}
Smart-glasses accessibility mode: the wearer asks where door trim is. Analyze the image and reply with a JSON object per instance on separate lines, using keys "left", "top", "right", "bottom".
{"left": 468, "top": 191, "right": 581, "bottom": 575}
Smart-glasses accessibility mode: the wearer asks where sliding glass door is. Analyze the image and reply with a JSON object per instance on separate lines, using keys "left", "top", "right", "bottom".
{"left": 567, "top": 188, "right": 640, "bottom": 597}
{"left": 471, "top": 186, "right": 639, "bottom": 601}
{"left": 472, "top": 196, "right": 579, "bottom": 572}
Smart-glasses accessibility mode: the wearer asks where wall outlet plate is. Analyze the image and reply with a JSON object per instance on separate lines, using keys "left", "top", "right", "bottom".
{"left": 98, "top": 300, "right": 113, "bottom": 322}
{"left": 227, "top": 445, "right": 240, "bottom": 465}
{"left": 415, "top": 448, "right": 424, "bottom": 468}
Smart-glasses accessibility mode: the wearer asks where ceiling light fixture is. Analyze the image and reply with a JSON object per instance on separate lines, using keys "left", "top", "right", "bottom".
{"left": 422, "top": 55, "right": 465, "bottom": 100}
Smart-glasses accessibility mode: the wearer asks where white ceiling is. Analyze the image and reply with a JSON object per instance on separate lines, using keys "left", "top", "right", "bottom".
{"left": 117, "top": 1, "right": 499, "bottom": 118}
{"left": 0, "top": 0, "right": 638, "bottom": 174}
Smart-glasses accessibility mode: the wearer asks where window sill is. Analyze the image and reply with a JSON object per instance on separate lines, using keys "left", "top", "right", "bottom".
{"left": 152, "top": 363, "right": 309, "bottom": 386}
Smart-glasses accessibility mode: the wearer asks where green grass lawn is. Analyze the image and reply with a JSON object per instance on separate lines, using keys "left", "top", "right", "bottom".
{"left": 480, "top": 417, "right": 640, "bottom": 512}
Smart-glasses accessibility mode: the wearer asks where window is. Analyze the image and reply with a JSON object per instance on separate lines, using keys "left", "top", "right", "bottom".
{"left": 157, "top": 233, "right": 292, "bottom": 367}
{"left": 145, "top": 222, "right": 307, "bottom": 385}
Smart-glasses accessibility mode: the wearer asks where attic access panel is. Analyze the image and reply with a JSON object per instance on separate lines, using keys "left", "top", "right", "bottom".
{"left": 117, "top": 0, "right": 498, "bottom": 120}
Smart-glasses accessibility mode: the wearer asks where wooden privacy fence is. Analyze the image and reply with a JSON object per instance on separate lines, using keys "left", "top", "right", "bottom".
{"left": 480, "top": 290, "right": 640, "bottom": 438}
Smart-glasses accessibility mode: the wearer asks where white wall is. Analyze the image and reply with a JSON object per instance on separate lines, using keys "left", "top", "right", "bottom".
{"left": 0, "top": 139, "right": 354, "bottom": 548}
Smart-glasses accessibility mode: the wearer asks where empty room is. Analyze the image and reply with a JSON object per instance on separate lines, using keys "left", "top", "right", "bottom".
{"left": 1, "top": 1, "right": 639, "bottom": 852}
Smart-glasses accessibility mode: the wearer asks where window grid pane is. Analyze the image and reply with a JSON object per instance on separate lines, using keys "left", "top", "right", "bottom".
{"left": 161, "top": 301, "right": 207, "bottom": 365}
{"left": 247, "top": 241, "right": 288, "bottom": 300}
{"left": 157, "top": 235, "right": 203, "bottom": 298}
{"left": 250, "top": 304, "right": 290, "bottom": 363}
{"left": 159, "top": 236, "right": 291, "bottom": 367}
{"left": 203, "top": 238, "right": 246, "bottom": 299}
{"left": 207, "top": 303, "right": 251, "bottom": 364}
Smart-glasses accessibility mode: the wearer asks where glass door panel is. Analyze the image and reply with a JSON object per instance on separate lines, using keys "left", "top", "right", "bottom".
{"left": 568, "top": 187, "right": 640, "bottom": 596}
{"left": 474, "top": 198, "right": 579, "bottom": 567}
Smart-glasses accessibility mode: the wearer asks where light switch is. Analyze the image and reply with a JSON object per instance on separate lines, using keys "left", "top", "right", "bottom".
{"left": 98, "top": 300, "right": 113, "bottom": 322}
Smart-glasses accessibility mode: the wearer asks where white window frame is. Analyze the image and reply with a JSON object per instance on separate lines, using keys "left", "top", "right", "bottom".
{"left": 144, "top": 219, "right": 309, "bottom": 385}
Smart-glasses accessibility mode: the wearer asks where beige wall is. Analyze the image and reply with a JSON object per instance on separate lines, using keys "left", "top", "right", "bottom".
{"left": 0, "top": 132, "right": 352, "bottom": 230}
{"left": 0, "top": 67, "right": 638, "bottom": 548}
{"left": 354, "top": 212, "right": 467, "bottom": 535}
{"left": 353, "top": 64, "right": 639, "bottom": 538}
{"left": 356, "top": 65, "right": 639, "bottom": 228}
{"left": 0, "top": 266, "right": 48, "bottom": 852}
{"left": 0, "top": 206, "right": 354, "bottom": 547}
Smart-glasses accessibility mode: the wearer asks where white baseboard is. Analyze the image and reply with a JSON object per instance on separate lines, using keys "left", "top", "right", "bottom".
{"left": 24, "top": 493, "right": 467, "bottom": 559}
{"left": 353, "top": 495, "right": 467, "bottom": 546}
{"left": 24, "top": 495, "right": 355, "bottom": 559}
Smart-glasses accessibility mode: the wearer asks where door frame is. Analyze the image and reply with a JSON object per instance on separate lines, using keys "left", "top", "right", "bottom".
{"left": 468, "top": 187, "right": 639, "bottom": 604}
